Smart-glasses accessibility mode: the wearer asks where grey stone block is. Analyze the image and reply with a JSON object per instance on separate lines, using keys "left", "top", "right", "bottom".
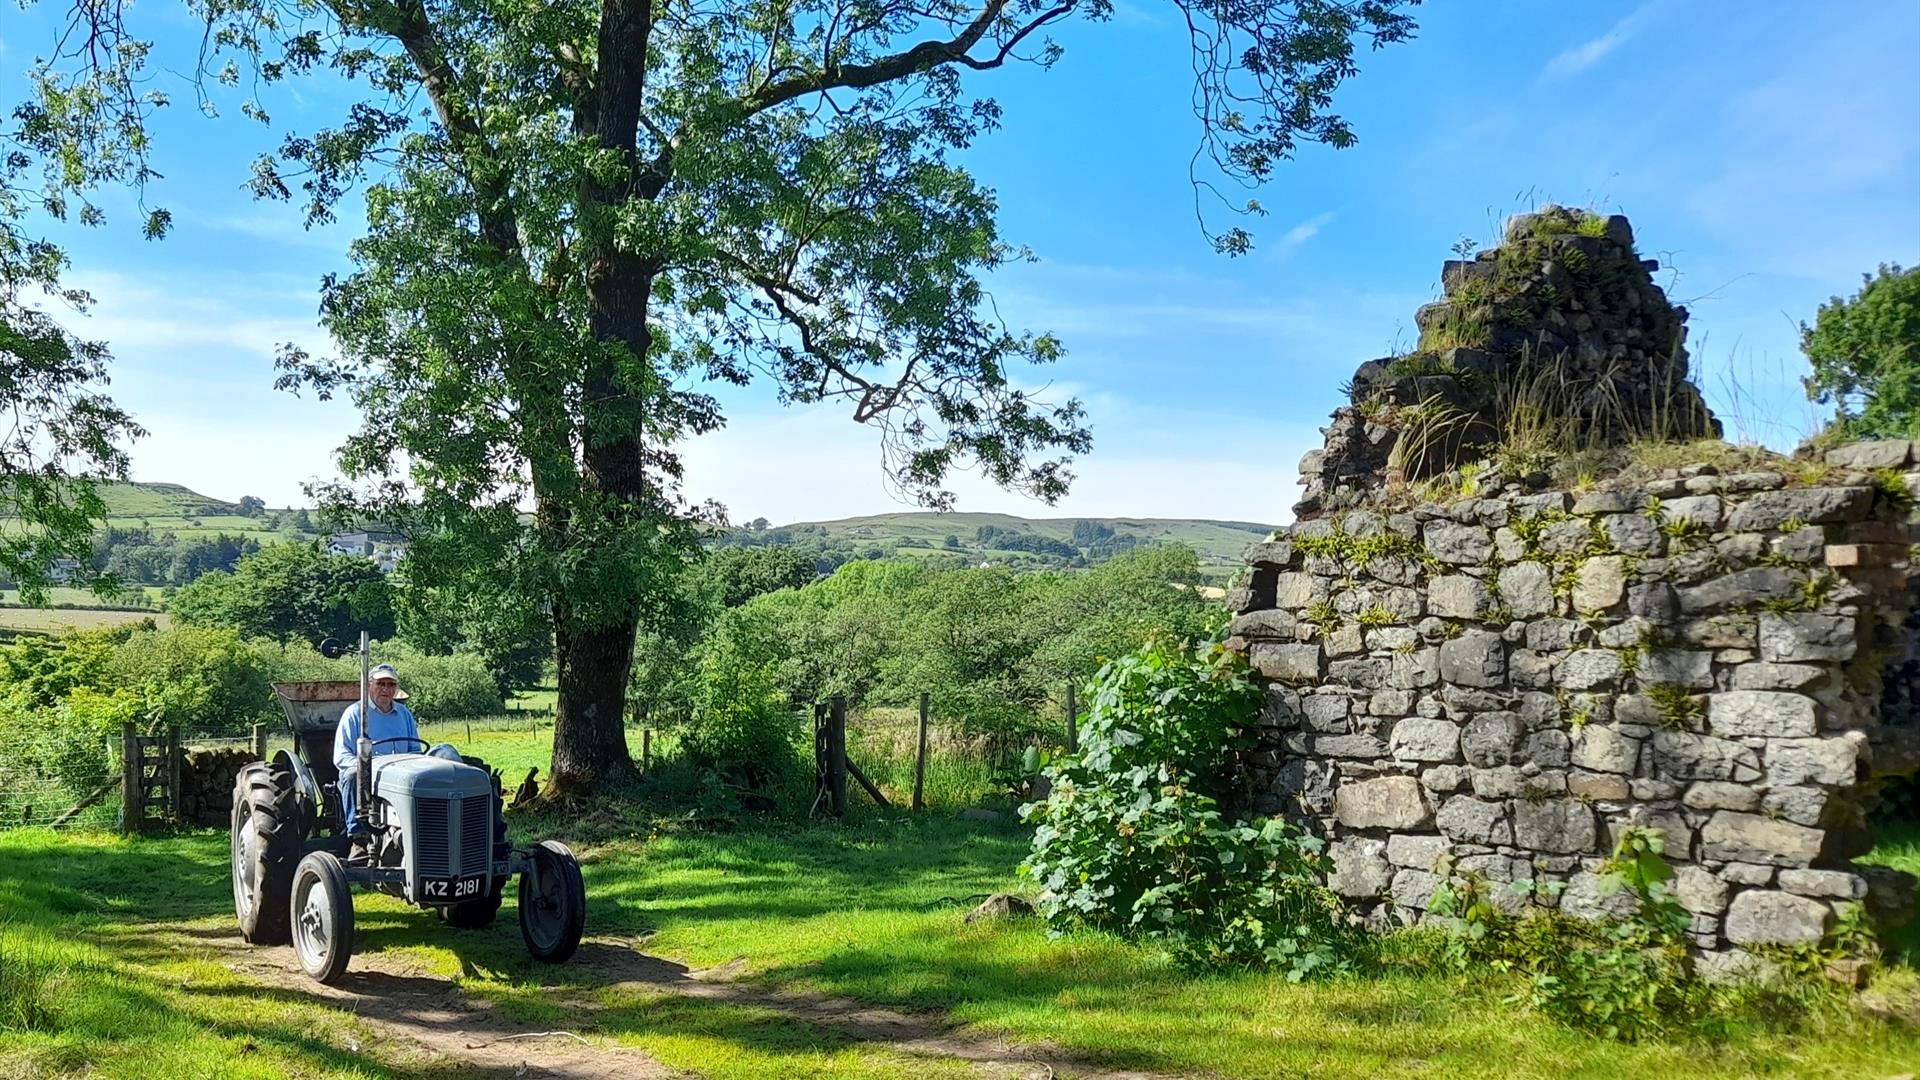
{"left": 1424, "top": 520, "right": 1493, "bottom": 565}
{"left": 1573, "top": 556, "right": 1626, "bottom": 611}
{"left": 1777, "top": 868, "right": 1868, "bottom": 900}
{"left": 1436, "top": 795, "right": 1510, "bottom": 845}
{"left": 1683, "top": 781, "right": 1761, "bottom": 812}
{"left": 1758, "top": 612, "right": 1857, "bottom": 663}
{"left": 1387, "top": 833, "right": 1451, "bottom": 870}
{"left": 1823, "top": 439, "right": 1911, "bottom": 470}
{"left": 1561, "top": 870, "right": 1640, "bottom": 921}
{"left": 1314, "top": 734, "right": 1390, "bottom": 758}
{"left": 1678, "top": 567, "right": 1805, "bottom": 614}
{"left": 1760, "top": 786, "right": 1830, "bottom": 827}
{"left": 1512, "top": 798, "right": 1598, "bottom": 854}
{"left": 1729, "top": 663, "right": 1825, "bottom": 691}
{"left": 1462, "top": 711, "right": 1525, "bottom": 767}
{"left": 1649, "top": 730, "right": 1763, "bottom": 782}
{"left": 1439, "top": 629, "right": 1506, "bottom": 688}
{"left": 1526, "top": 618, "right": 1581, "bottom": 652}
{"left": 1568, "top": 770, "right": 1630, "bottom": 800}
{"left": 1389, "top": 647, "right": 1440, "bottom": 690}
{"left": 1701, "top": 811, "right": 1824, "bottom": 866}
{"left": 1723, "top": 862, "right": 1775, "bottom": 885}
{"left": 1328, "top": 838, "right": 1393, "bottom": 898}
{"left": 1420, "top": 764, "right": 1467, "bottom": 793}
{"left": 1389, "top": 868, "right": 1444, "bottom": 910}
{"left": 1600, "top": 513, "right": 1664, "bottom": 555}
{"left": 1556, "top": 649, "right": 1623, "bottom": 691}
{"left": 1428, "top": 574, "right": 1491, "bottom": 619}
{"left": 1328, "top": 657, "right": 1389, "bottom": 689}
{"left": 1707, "top": 691, "right": 1817, "bottom": 737}
{"left": 1765, "top": 735, "right": 1862, "bottom": 787}
{"left": 1660, "top": 494, "right": 1723, "bottom": 528}
{"left": 1571, "top": 724, "right": 1640, "bottom": 774}
{"left": 1274, "top": 571, "right": 1331, "bottom": 608}
{"left": 1335, "top": 775, "right": 1431, "bottom": 829}
{"left": 1627, "top": 582, "right": 1680, "bottom": 621}
{"left": 1638, "top": 649, "right": 1714, "bottom": 689}
{"left": 1725, "top": 889, "right": 1832, "bottom": 945}
{"left": 1674, "top": 865, "right": 1729, "bottom": 914}
{"left": 1251, "top": 642, "right": 1322, "bottom": 682}
{"left": 1725, "top": 487, "right": 1872, "bottom": 530}
{"left": 1389, "top": 717, "right": 1461, "bottom": 763}
{"left": 1471, "top": 765, "right": 1527, "bottom": 798}
{"left": 1497, "top": 562, "right": 1554, "bottom": 618}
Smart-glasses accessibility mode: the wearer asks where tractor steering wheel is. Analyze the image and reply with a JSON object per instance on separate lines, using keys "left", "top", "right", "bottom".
{"left": 369, "top": 736, "right": 430, "bottom": 754}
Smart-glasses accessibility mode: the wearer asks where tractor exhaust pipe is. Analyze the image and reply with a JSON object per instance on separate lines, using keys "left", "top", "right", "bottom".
{"left": 356, "top": 630, "right": 372, "bottom": 832}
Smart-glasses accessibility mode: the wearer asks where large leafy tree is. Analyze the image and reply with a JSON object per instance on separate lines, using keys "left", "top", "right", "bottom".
{"left": 1802, "top": 264, "right": 1920, "bottom": 440}
{"left": 23, "top": 0, "right": 1417, "bottom": 796}
{"left": 171, "top": 543, "right": 396, "bottom": 645}
{"left": 1, "top": 85, "right": 148, "bottom": 600}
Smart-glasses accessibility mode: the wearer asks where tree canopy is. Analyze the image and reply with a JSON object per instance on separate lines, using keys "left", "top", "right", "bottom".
{"left": 1802, "top": 264, "right": 1920, "bottom": 440}
{"left": 171, "top": 543, "right": 397, "bottom": 645}
{"left": 17, "top": 0, "right": 1418, "bottom": 794}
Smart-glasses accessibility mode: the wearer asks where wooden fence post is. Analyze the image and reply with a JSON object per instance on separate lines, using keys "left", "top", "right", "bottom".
{"left": 119, "top": 723, "right": 139, "bottom": 835}
{"left": 165, "top": 727, "right": 181, "bottom": 825}
{"left": 826, "top": 695, "right": 848, "bottom": 817}
{"left": 252, "top": 722, "right": 269, "bottom": 761}
{"left": 1065, "top": 683, "right": 1078, "bottom": 754}
{"left": 912, "top": 692, "right": 929, "bottom": 811}
{"left": 642, "top": 728, "right": 652, "bottom": 774}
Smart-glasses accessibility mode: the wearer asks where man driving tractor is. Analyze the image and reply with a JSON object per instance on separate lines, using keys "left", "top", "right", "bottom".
{"left": 332, "top": 663, "right": 417, "bottom": 843}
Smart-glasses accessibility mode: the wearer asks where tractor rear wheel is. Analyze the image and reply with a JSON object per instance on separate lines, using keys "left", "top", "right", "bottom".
{"left": 291, "top": 851, "right": 354, "bottom": 984}
{"left": 518, "top": 840, "right": 586, "bottom": 963}
{"left": 231, "top": 759, "right": 301, "bottom": 945}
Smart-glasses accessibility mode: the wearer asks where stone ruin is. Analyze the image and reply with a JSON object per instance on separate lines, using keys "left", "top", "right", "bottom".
{"left": 1298, "top": 205, "right": 1719, "bottom": 518}
{"left": 1231, "top": 209, "right": 1919, "bottom": 967}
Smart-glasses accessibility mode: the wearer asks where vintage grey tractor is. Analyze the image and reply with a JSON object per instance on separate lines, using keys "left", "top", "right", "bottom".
{"left": 229, "top": 670, "right": 585, "bottom": 983}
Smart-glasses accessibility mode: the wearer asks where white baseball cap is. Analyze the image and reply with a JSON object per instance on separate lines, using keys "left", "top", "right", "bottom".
{"left": 368, "top": 664, "right": 409, "bottom": 699}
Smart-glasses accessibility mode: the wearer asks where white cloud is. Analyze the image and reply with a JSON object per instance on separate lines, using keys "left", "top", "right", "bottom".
{"left": 1274, "top": 212, "right": 1335, "bottom": 256}
{"left": 1541, "top": 4, "right": 1660, "bottom": 81}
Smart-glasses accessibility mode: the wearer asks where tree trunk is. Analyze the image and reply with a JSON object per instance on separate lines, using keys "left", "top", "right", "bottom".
{"left": 547, "top": 601, "right": 642, "bottom": 796}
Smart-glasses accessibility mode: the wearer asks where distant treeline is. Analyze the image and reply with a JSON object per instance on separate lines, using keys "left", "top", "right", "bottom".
{"left": 711, "top": 518, "right": 1175, "bottom": 572}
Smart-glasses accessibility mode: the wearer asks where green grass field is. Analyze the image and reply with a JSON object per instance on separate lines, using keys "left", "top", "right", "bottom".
{"left": 0, "top": 607, "right": 172, "bottom": 632}
{"left": 780, "top": 510, "right": 1274, "bottom": 565}
{"left": 3, "top": 750, "right": 1917, "bottom": 1080}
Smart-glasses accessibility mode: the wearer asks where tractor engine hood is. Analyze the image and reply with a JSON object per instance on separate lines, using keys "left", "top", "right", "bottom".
{"left": 370, "top": 755, "right": 492, "bottom": 802}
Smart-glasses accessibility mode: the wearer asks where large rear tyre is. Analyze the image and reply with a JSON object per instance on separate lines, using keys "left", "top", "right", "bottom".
{"left": 291, "top": 851, "right": 354, "bottom": 984}
{"left": 518, "top": 840, "right": 585, "bottom": 963}
{"left": 231, "top": 759, "right": 302, "bottom": 945}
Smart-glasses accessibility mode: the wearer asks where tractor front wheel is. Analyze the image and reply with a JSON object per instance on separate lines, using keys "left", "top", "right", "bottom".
{"left": 518, "top": 840, "right": 585, "bottom": 963}
{"left": 291, "top": 851, "right": 355, "bottom": 984}
{"left": 231, "top": 760, "right": 301, "bottom": 945}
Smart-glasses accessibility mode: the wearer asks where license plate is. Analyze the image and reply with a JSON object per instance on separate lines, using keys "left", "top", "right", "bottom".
{"left": 421, "top": 873, "right": 487, "bottom": 903}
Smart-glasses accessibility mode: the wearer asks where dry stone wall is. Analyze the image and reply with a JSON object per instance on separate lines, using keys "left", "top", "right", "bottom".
{"left": 1229, "top": 444, "right": 1920, "bottom": 955}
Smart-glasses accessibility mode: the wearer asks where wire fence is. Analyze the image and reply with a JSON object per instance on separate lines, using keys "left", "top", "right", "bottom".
{"left": 0, "top": 721, "right": 118, "bottom": 832}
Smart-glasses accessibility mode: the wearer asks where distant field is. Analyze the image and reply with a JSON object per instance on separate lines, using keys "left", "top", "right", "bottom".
{"left": 0, "top": 607, "right": 171, "bottom": 632}
{"left": 0, "top": 587, "right": 165, "bottom": 608}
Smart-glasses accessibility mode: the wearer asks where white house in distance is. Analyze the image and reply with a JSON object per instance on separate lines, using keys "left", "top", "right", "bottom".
{"left": 326, "top": 531, "right": 408, "bottom": 573}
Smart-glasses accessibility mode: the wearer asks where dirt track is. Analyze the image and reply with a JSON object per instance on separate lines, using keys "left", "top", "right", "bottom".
{"left": 203, "top": 925, "right": 1182, "bottom": 1080}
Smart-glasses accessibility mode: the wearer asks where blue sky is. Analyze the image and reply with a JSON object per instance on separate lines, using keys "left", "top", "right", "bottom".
{"left": 4, "top": 0, "right": 1917, "bottom": 526}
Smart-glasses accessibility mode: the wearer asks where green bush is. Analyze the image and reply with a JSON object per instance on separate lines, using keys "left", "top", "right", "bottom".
{"left": 1021, "top": 634, "right": 1368, "bottom": 978}
{"left": 253, "top": 640, "right": 503, "bottom": 719}
{"left": 677, "top": 607, "right": 804, "bottom": 791}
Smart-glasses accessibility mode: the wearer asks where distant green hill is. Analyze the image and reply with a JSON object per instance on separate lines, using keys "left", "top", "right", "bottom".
{"left": 739, "top": 511, "right": 1275, "bottom": 567}
{"left": 96, "top": 482, "right": 244, "bottom": 519}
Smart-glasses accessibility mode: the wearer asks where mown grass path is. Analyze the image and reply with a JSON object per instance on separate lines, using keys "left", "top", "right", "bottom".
{"left": 3, "top": 818, "right": 1918, "bottom": 1079}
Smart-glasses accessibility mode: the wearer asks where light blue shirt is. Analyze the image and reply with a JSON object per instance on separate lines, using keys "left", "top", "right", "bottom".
{"left": 333, "top": 699, "right": 421, "bottom": 772}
